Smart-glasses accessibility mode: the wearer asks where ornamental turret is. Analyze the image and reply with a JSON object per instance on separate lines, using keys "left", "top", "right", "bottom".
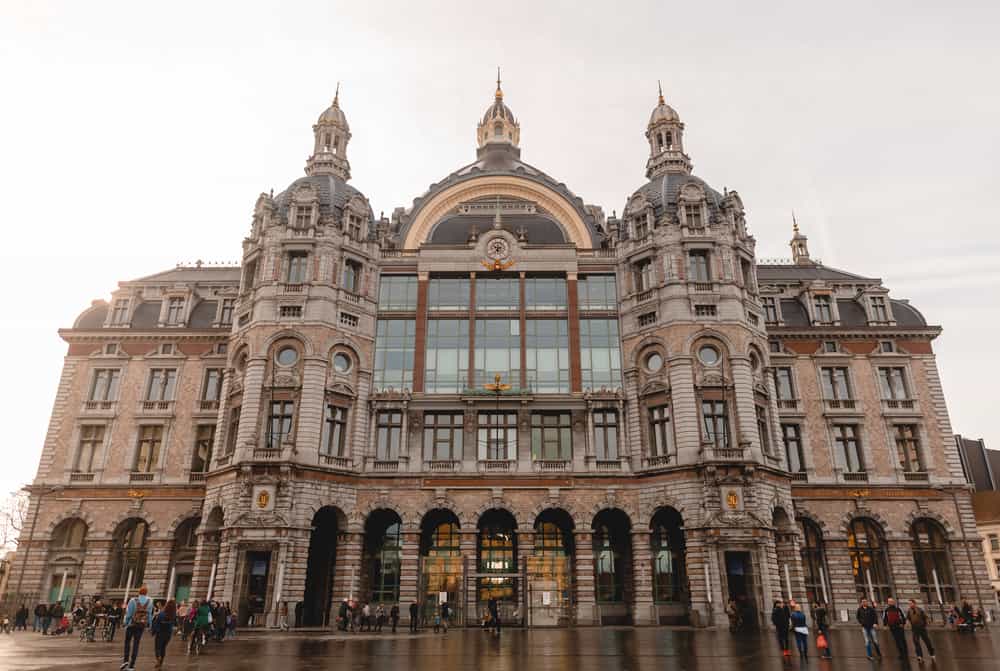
{"left": 476, "top": 69, "right": 521, "bottom": 155}
{"left": 306, "top": 85, "right": 352, "bottom": 180}
{"left": 645, "top": 82, "right": 692, "bottom": 178}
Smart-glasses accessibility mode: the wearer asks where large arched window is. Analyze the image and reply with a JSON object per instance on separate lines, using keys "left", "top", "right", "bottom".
{"left": 170, "top": 517, "right": 200, "bottom": 603}
{"left": 51, "top": 519, "right": 88, "bottom": 549}
{"left": 650, "top": 508, "right": 686, "bottom": 603}
{"left": 478, "top": 509, "right": 518, "bottom": 605}
{"left": 109, "top": 519, "right": 150, "bottom": 589}
{"left": 593, "top": 508, "right": 631, "bottom": 604}
{"left": 847, "top": 518, "right": 892, "bottom": 602}
{"left": 365, "top": 509, "right": 403, "bottom": 603}
{"left": 531, "top": 509, "right": 575, "bottom": 615}
{"left": 419, "top": 510, "right": 462, "bottom": 622}
{"left": 911, "top": 519, "right": 956, "bottom": 605}
{"left": 799, "top": 519, "right": 828, "bottom": 605}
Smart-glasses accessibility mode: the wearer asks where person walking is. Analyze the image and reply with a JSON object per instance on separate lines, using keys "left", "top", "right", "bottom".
{"left": 488, "top": 596, "right": 501, "bottom": 634}
{"left": 883, "top": 597, "right": 909, "bottom": 661}
{"left": 959, "top": 600, "right": 975, "bottom": 633}
{"left": 33, "top": 602, "right": 45, "bottom": 632}
{"left": 409, "top": 601, "right": 419, "bottom": 633}
{"left": 439, "top": 600, "right": 450, "bottom": 634}
{"left": 790, "top": 603, "right": 809, "bottom": 660}
{"left": 337, "top": 598, "right": 349, "bottom": 632}
{"left": 41, "top": 603, "right": 53, "bottom": 635}
{"left": 190, "top": 599, "right": 211, "bottom": 653}
{"left": 906, "top": 599, "right": 935, "bottom": 662}
{"left": 812, "top": 602, "right": 833, "bottom": 659}
{"left": 151, "top": 599, "right": 176, "bottom": 669}
{"left": 771, "top": 599, "right": 791, "bottom": 657}
{"left": 856, "top": 598, "right": 883, "bottom": 660}
{"left": 15, "top": 604, "right": 29, "bottom": 631}
{"left": 121, "top": 585, "right": 153, "bottom": 671}
{"left": 390, "top": 604, "right": 399, "bottom": 633}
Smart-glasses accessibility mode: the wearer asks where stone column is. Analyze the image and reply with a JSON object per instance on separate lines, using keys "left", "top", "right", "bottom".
{"left": 81, "top": 539, "right": 114, "bottom": 599}
{"left": 143, "top": 538, "right": 173, "bottom": 599}
{"left": 294, "top": 357, "right": 327, "bottom": 465}
{"left": 460, "top": 529, "right": 478, "bottom": 626}
{"left": 729, "top": 356, "right": 762, "bottom": 462}
{"left": 826, "top": 540, "right": 859, "bottom": 622}
{"left": 398, "top": 529, "right": 421, "bottom": 624}
{"left": 333, "top": 530, "right": 363, "bottom": 603}
{"left": 574, "top": 530, "right": 596, "bottom": 625}
{"left": 235, "top": 358, "right": 267, "bottom": 460}
{"left": 667, "top": 355, "right": 700, "bottom": 465}
{"left": 350, "top": 371, "right": 372, "bottom": 467}
{"left": 191, "top": 530, "right": 221, "bottom": 602}
{"left": 518, "top": 530, "right": 534, "bottom": 625}
{"left": 631, "top": 528, "right": 655, "bottom": 624}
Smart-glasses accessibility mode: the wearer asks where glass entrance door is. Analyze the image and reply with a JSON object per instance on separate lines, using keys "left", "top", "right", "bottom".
{"left": 242, "top": 551, "right": 271, "bottom": 625}
{"left": 724, "top": 551, "right": 759, "bottom": 630}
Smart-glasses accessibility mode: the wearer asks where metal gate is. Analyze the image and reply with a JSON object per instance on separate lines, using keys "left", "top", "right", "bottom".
{"left": 418, "top": 555, "right": 466, "bottom": 627}
{"left": 525, "top": 555, "right": 576, "bottom": 626}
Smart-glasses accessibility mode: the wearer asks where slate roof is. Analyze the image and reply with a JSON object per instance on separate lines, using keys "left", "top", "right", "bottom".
{"left": 632, "top": 172, "right": 725, "bottom": 220}
{"left": 428, "top": 213, "right": 567, "bottom": 245}
{"left": 756, "top": 263, "right": 877, "bottom": 283}
{"left": 131, "top": 267, "right": 242, "bottom": 283}
{"left": 274, "top": 174, "right": 369, "bottom": 221}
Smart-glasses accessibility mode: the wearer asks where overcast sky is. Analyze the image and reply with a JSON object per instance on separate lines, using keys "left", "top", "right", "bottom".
{"left": 1, "top": 1, "right": 998, "bottom": 502}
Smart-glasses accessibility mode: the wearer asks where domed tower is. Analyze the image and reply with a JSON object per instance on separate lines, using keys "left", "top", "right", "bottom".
{"left": 476, "top": 69, "right": 521, "bottom": 157}
{"left": 645, "top": 82, "right": 692, "bottom": 178}
{"left": 306, "top": 84, "right": 352, "bottom": 180}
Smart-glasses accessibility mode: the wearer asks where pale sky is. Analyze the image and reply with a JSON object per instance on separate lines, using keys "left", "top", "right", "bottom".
{"left": 1, "top": 1, "right": 998, "bottom": 502}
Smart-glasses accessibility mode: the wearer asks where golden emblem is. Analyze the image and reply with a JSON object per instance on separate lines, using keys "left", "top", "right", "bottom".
{"left": 256, "top": 489, "right": 271, "bottom": 509}
{"left": 481, "top": 258, "right": 516, "bottom": 272}
{"left": 726, "top": 491, "right": 739, "bottom": 509}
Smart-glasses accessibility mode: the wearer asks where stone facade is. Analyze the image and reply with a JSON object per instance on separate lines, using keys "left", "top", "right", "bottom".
{"left": 5, "top": 81, "right": 990, "bottom": 629}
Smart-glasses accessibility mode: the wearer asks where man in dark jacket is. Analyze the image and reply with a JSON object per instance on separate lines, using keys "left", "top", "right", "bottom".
{"left": 771, "top": 600, "right": 791, "bottom": 656}
{"left": 337, "top": 599, "right": 349, "bottom": 631}
{"left": 882, "top": 598, "right": 908, "bottom": 660}
{"left": 33, "top": 603, "right": 46, "bottom": 633}
{"left": 856, "top": 598, "right": 882, "bottom": 659}
{"left": 906, "top": 599, "right": 934, "bottom": 662}
{"left": 409, "top": 601, "right": 419, "bottom": 633}
{"left": 389, "top": 604, "right": 399, "bottom": 633}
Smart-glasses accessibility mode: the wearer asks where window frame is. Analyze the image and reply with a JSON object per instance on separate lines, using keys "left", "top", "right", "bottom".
{"left": 530, "top": 412, "right": 572, "bottom": 461}
{"left": 375, "top": 410, "right": 402, "bottom": 461}
{"left": 593, "top": 409, "right": 619, "bottom": 461}
{"left": 134, "top": 424, "right": 164, "bottom": 472}
{"left": 477, "top": 411, "right": 518, "bottom": 461}
{"left": 423, "top": 412, "right": 464, "bottom": 462}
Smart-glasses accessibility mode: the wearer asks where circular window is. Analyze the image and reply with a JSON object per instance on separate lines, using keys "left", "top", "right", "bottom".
{"left": 275, "top": 346, "right": 299, "bottom": 366}
{"left": 698, "top": 345, "right": 720, "bottom": 366}
{"left": 333, "top": 352, "right": 352, "bottom": 373}
{"left": 645, "top": 352, "right": 663, "bottom": 373}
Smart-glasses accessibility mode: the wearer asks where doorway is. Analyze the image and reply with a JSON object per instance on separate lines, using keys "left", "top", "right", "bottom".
{"left": 241, "top": 551, "right": 271, "bottom": 626}
{"left": 724, "top": 551, "right": 758, "bottom": 630}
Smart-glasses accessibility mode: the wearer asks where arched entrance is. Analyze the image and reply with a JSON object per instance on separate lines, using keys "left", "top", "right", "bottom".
{"left": 477, "top": 509, "right": 518, "bottom": 621}
{"left": 911, "top": 518, "right": 956, "bottom": 607}
{"left": 48, "top": 519, "right": 88, "bottom": 608}
{"left": 302, "top": 506, "right": 343, "bottom": 626}
{"left": 528, "top": 508, "right": 575, "bottom": 625}
{"left": 592, "top": 508, "right": 632, "bottom": 625}
{"left": 169, "top": 517, "right": 200, "bottom": 603}
{"left": 847, "top": 517, "right": 893, "bottom": 602}
{"left": 362, "top": 509, "right": 403, "bottom": 604}
{"left": 419, "top": 509, "right": 463, "bottom": 625}
{"left": 650, "top": 507, "right": 688, "bottom": 624}
{"left": 799, "top": 519, "right": 830, "bottom": 606}
{"left": 108, "top": 519, "right": 149, "bottom": 594}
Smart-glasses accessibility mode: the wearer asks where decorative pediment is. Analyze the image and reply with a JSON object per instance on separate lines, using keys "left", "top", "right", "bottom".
{"left": 639, "top": 379, "right": 669, "bottom": 396}
{"left": 271, "top": 370, "right": 301, "bottom": 388}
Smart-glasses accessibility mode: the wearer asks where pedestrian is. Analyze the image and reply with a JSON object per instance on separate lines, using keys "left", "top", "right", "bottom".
{"left": 121, "top": 585, "right": 153, "bottom": 671}
{"left": 488, "top": 596, "right": 501, "bottom": 634}
{"left": 109, "top": 600, "right": 124, "bottom": 641}
{"left": 15, "top": 604, "right": 29, "bottom": 631}
{"left": 882, "top": 597, "right": 908, "bottom": 661}
{"left": 151, "top": 599, "right": 176, "bottom": 669}
{"left": 338, "top": 598, "right": 349, "bottom": 632}
{"left": 49, "top": 602, "right": 64, "bottom": 634}
{"left": 439, "top": 600, "right": 450, "bottom": 634}
{"left": 906, "top": 599, "right": 935, "bottom": 662}
{"left": 790, "top": 603, "right": 809, "bottom": 659}
{"left": 856, "top": 598, "right": 883, "bottom": 660}
{"left": 812, "top": 602, "right": 832, "bottom": 658}
{"left": 959, "top": 600, "right": 975, "bottom": 633}
{"left": 190, "top": 599, "right": 211, "bottom": 653}
{"left": 278, "top": 601, "right": 289, "bottom": 631}
{"left": 409, "top": 601, "right": 419, "bottom": 633}
{"left": 33, "top": 602, "right": 45, "bottom": 632}
{"left": 390, "top": 604, "right": 399, "bottom": 633}
{"left": 375, "top": 604, "right": 385, "bottom": 632}
{"left": 771, "top": 599, "right": 791, "bottom": 657}
{"left": 41, "top": 603, "right": 53, "bottom": 635}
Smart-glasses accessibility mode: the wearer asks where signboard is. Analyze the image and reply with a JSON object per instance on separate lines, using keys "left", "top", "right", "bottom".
{"left": 542, "top": 591, "right": 551, "bottom": 606}
{"left": 439, "top": 592, "right": 448, "bottom": 604}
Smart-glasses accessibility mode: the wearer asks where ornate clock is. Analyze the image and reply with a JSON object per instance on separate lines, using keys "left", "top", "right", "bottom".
{"left": 486, "top": 236, "right": 510, "bottom": 260}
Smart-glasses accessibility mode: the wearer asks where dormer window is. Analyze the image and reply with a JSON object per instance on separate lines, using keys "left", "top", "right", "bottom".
{"left": 294, "top": 206, "right": 312, "bottom": 229}
{"left": 634, "top": 216, "right": 649, "bottom": 240}
{"left": 870, "top": 296, "right": 889, "bottom": 322}
{"left": 110, "top": 299, "right": 130, "bottom": 325}
{"left": 166, "top": 298, "right": 185, "bottom": 325}
{"left": 348, "top": 215, "right": 363, "bottom": 241}
{"left": 813, "top": 295, "right": 833, "bottom": 324}
{"left": 685, "top": 204, "right": 702, "bottom": 228}
{"left": 219, "top": 299, "right": 235, "bottom": 326}
{"left": 762, "top": 297, "right": 779, "bottom": 323}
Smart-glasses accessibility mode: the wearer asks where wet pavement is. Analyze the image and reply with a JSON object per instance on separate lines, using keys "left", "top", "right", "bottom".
{"left": 1, "top": 626, "right": 998, "bottom": 671}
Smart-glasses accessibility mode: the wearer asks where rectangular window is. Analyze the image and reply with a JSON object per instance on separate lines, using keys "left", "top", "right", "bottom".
{"left": 878, "top": 367, "right": 910, "bottom": 400}
{"left": 424, "top": 319, "right": 470, "bottom": 393}
{"left": 580, "top": 319, "right": 622, "bottom": 390}
{"left": 769, "top": 340, "right": 782, "bottom": 353}
{"left": 756, "top": 405, "right": 772, "bottom": 454}
{"left": 638, "top": 312, "right": 657, "bottom": 328}
{"left": 593, "top": 410, "right": 619, "bottom": 461}
{"left": 701, "top": 400, "right": 730, "bottom": 449}
{"left": 89, "top": 369, "right": 121, "bottom": 401}
{"left": 111, "top": 299, "right": 130, "bottom": 325}
{"left": 280, "top": 305, "right": 303, "bottom": 318}
{"left": 762, "top": 297, "right": 779, "bottom": 323}
{"left": 685, "top": 204, "right": 702, "bottom": 228}
{"left": 894, "top": 424, "right": 924, "bottom": 472}
{"left": 75, "top": 425, "right": 105, "bottom": 472}
{"left": 525, "top": 277, "right": 567, "bottom": 310}
{"left": 634, "top": 259, "right": 655, "bottom": 292}
{"left": 166, "top": 298, "right": 185, "bottom": 324}
{"left": 833, "top": 424, "right": 864, "bottom": 472}
{"left": 578, "top": 275, "right": 617, "bottom": 310}
{"left": 774, "top": 367, "right": 795, "bottom": 400}
{"left": 870, "top": 296, "right": 889, "bottom": 322}
{"left": 202, "top": 369, "right": 223, "bottom": 401}
{"left": 348, "top": 214, "right": 363, "bottom": 241}
{"left": 286, "top": 252, "right": 309, "bottom": 284}
{"left": 526, "top": 320, "right": 569, "bottom": 393}
{"left": 266, "top": 401, "right": 295, "bottom": 449}
{"left": 990, "top": 534, "right": 999, "bottom": 553}
{"left": 378, "top": 275, "right": 418, "bottom": 311}
{"left": 820, "top": 367, "right": 852, "bottom": 400}
{"left": 428, "top": 278, "right": 470, "bottom": 311}
{"left": 191, "top": 424, "right": 215, "bottom": 473}
{"left": 373, "top": 319, "right": 416, "bottom": 391}
{"left": 473, "top": 319, "right": 520, "bottom": 387}
{"left": 342, "top": 259, "right": 362, "bottom": 293}
{"left": 242, "top": 258, "right": 258, "bottom": 293}
{"left": 880, "top": 341, "right": 895, "bottom": 353}
{"left": 478, "top": 412, "right": 518, "bottom": 460}
{"left": 688, "top": 250, "right": 710, "bottom": 282}
{"left": 219, "top": 299, "right": 235, "bottom": 325}
{"left": 813, "top": 295, "right": 833, "bottom": 323}
{"left": 694, "top": 304, "right": 717, "bottom": 317}
{"left": 633, "top": 215, "right": 649, "bottom": 240}
{"left": 294, "top": 206, "right": 312, "bottom": 228}
{"left": 423, "top": 412, "right": 463, "bottom": 461}
{"left": 531, "top": 412, "right": 572, "bottom": 460}
{"left": 375, "top": 411, "right": 402, "bottom": 460}
{"left": 146, "top": 369, "right": 178, "bottom": 401}
{"left": 225, "top": 406, "right": 241, "bottom": 455}
{"left": 320, "top": 404, "right": 348, "bottom": 457}
{"left": 823, "top": 341, "right": 838, "bottom": 353}
{"left": 782, "top": 424, "right": 805, "bottom": 473}
{"left": 134, "top": 425, "right": 163, "bottom": 472}
{"left": 476, "top": 276, "right": 519, "bottom": 311}
{"left": 339, "top": 311, "right": 358, "bottom": 327}
{"left": 649, "top": 405, "right": 673, "bottom": 457}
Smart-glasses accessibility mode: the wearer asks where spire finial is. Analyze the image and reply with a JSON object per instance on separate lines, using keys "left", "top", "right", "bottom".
{"left": 792, "top": 210, "right": 799, "bottom": 235}
{"left": 495, "top": 67, "right": 503, "bottom": 100}
{"left": 658, "top": 80, "right": 664, "bottom": 105}
{"left": 333, "top": 81, "right": 340, "bottom": 107}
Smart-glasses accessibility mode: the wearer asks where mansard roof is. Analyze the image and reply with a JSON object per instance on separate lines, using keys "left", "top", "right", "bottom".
{"left": 756, "top": 263, "right": 877, "bottom": 283}
{"left": 274, "top": 174, "right": 370, "bottom": 221}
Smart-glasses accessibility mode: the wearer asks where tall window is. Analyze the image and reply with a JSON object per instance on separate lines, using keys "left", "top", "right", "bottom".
{"left": 525, "top": 278, "right": 567, "bottom": 310}
{"left": 579, "top": 319, "right": 622, "bottom": 389}
{"left": 242, "top": 258, "right": 258, "bottom": 293}
{"left": 286, "top": 252, "right": 309, "bottom": 284}
{"left": 593, "top": 410, "right": 619, "bottom": 460}
{"left": 833, "top": 425, "right": 864, "bottom": 472}
{"left": 911, "top": 519, "right": 956, "bottom": 605}
{"left": 342, "top": 259, "right": 362, "bottom": 293}
{"left": 219, "top": 299, "right": 235, "bottom": 325}
{"left": 782, "top": 424, "right": 805, "bottom": 473}
{"left": 870, "top": 296, "right": 889, "bottom": 322}
{"left": 368, "top": 514, "right": 402, "bottom": 603}
{"left": 320, "top": 405, "right": 348, "bottom": 457}
{"left": 423, "top": 412, "right": 463, "bottom": 461}
{"left": 633, "top": 215, "right": 649, "bottom": 240}
{"left": 202, "top": 369, "right": 223, "bottom": 402}
{"left": 134, "top": 425, "right": 163, "bottom": 472}
{"left": 526, "top": 320, "right": 569, "bottom": 392}
{"left": 478, "top": 412, "right": 517, "bottom": 460}
{"left": 685, "top": 204, "right": 702, "bottom": 228}
{"left": 111, "top": 299, "right": 130, "bottom": 325}
{"left": 225, "top": 406, "right": 241, "bottom": 455}
{"left": 593, "top": 521, "right": 625, "bottom": 603}
{"left": 110, "top": 520, "right": 150, "bottom": 588}
{"left": 820, "top": 367, "right": 852, "bottom": 400}
{"left": 166, "top": 298, "right": 185, "bottom": 324}
{"left": 375, "top": 411, "right": 402, "bottom": 460}
{"left": 75, "top": 425, "right": 105, "bottom": 472}
{"left": 761, "top": 296, "right": 779, "bottom": 323}
{"left": 756, "top": 405, "right": 772, "bottom": 454}
{"left": 476, "top": 277, "right": 519, "bottom": 311}
{"left": 478, "top": 511, "right": 517, "bottom": 603}
{"left": 89, "top": 369, "right": 121, "bottom": 401}
{"left": 800, "top": 520, "right": 827, "bottom": 605}
{"left": 146, "top": 369, "right": 178, "bottom": 401}
{"left": 266, "top": 401, "right": 295, "bottom": 449}
{"left": 424, "top": 320, "right": 469, "bottom": 393}
{"left": 191, "top": 424, "right": 215, "bottom": 473}
{"left": 633, "top": 259, "right": 655, "bottom": 292}
{"left": 474, "top": 319, "right": 520, "bottom": 387}
{"left": 701, "top": 400, "right": 730, "bottom": 449}
{"left": 847, "top": 518, "right": 892, "bottom": 602}
{"left": 813, "top": 295, "right": 833, "bottom": 323}
{"left": 651, "top": 508, "right": 685, "bottom": 603}
{"left": 373, "top": 320, "right": 415, "bottom": 391}
{"left": 687, "top": 250, "right": 710, "bottom": 282}
{"left": 294, "top": 206, "right": 312, "bottom": 228}
{"left": 348, "top": 214, "right": 364, "bottom": 241}
{"left": 378, "top": 275, "right": 418, "bottom": 311}
{"left": 878, "top": 367, "right": 910, "bottom": 400}
{"left": 531, "top": 412, "right": 571, "bottom": 460}
{"left": 579, "top": 275, "right": 617, "bottom": 310}
{"left": 428, "top": 278, "right": 470, "bottom": 311}
{"left": 773, "top": 367, "right": 795, "bottom": 400}
{"left": 649, "top": 405, "right": 673, "bottom": 457}
{"left": 894, "top": 424, "right": 924, "bottom": 472}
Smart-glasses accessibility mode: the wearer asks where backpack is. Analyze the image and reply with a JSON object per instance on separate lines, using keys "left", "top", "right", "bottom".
{"left": 132, "top": 598, "right": 149, "bottom": 627}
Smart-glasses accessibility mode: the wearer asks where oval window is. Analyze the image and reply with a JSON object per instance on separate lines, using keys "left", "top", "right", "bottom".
{"left": 333, "top": 352, "right": 352, "bottom": 373}
{"left": 275, "top": 346, "right": 299, "bottom": 366}
{"left": 698, "top": 345, "right": 720, "bottom": 366}
{"left": 645, "top": 352, "right": 663, "bottom": 373}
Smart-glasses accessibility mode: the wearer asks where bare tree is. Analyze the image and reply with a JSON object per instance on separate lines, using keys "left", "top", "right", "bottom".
{"left": 0, "top": 489, "right": 29, "bottom": 551}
